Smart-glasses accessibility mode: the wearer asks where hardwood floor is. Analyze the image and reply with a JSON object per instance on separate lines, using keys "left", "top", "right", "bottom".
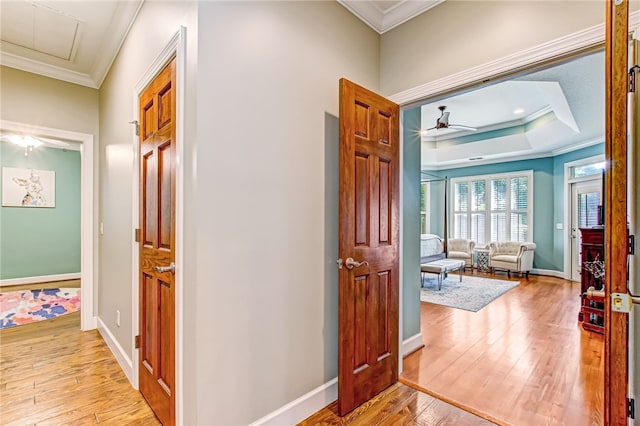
{"left": 0, "top": 283, "right": 160, "bottom": 425}
{"left": 299, "top": 382, "right": 496, "bottom": 425}
{"left": 400, "top": 271, "right": 604, "bottom": 426}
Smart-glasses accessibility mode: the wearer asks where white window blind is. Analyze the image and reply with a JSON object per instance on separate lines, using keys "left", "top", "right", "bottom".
{"left": 452, "top": 171, "right": 533, "bottom": 244}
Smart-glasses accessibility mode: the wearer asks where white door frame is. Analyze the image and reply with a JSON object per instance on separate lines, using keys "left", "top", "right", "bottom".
{"left": 563, "top": 155, "right": 605, "bottom": 281}
{"left": 569, "top": 178, "right": 602, "bottom": 281}
{"left": 0, "top": 120, "right": 96, "bottom": 331}
{"left": 130, "top": 26, "right": 186, "bottom": 425}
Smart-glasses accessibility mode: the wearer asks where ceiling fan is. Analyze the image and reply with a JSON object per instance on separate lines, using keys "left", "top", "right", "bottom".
{"left": 425, "top": 106, "right": 477, "bottom": 132}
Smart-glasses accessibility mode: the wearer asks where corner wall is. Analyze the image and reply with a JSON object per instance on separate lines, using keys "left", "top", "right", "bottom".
{"left": 195, "top": 2, "right": 379, "bottom": 423}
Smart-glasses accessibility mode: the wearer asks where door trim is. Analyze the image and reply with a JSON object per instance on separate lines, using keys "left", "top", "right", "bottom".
{"left": 131, "top": 26, "right": 186, "bottom": 426}
{"left": 563, "top": 154, "right": 605, "bottom": 280}
{"left": 0, "top": 120, "right": 95, "bottom": 331}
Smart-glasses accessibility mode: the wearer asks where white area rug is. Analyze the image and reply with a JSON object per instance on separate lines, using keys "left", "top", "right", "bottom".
{"left": 420, "top": 275, "right": 519, "bottom": 312}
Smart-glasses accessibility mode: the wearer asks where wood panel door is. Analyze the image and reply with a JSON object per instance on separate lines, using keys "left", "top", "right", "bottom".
{"left": 604, "top": 2, "right": 631, "bottom": 424}
{"left": 338, "top": 78, "right": 400, "bottom": 416}
{"left": 138, "top": 57, "right": 176, "bottom": 426}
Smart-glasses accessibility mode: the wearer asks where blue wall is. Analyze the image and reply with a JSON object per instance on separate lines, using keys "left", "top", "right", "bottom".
{"left": 0, "top": 142, "right": 81, "bottom": 279}
{"left": 425, "top": 143, "right": 604, "bottom": 272}
{"left": 402, "top": 107, "right": 422, "bottom": 339}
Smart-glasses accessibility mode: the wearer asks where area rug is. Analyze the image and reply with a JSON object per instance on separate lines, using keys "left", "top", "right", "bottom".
{"left": 0, "top": 288, "right": 81, "bottom": 329}
{"left": 420, "top": 275, "right": 518, "bottom": 312}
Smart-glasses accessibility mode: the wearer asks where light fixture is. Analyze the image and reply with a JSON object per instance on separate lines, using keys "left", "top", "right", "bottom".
{"left": 9, "top": 135, "right": 42, "bottom": 156}
{"left": 513, "top": 107, "right": 525, "bottom": 115}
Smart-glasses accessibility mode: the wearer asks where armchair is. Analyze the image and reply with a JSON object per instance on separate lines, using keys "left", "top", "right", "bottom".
{"left": 488, "top": 241, "right": 537, "bottom": 278}
{"left": 447, "top": 239, "right": 476, "bottom": 269}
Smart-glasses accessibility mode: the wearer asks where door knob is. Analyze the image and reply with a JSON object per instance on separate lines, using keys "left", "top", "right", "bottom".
{"left": 345, "top": 257, "right": 369, "bottom": 270}
{"left": 154, "top": 262, "right": 176, "bottom": 274}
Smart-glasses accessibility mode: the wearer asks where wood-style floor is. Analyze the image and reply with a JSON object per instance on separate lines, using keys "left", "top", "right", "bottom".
{"left": 400, "top": 271, "right": 604, "bottom": 426}
{"left": 0, "top": 281, "right": 160, "bottom": 425}
{"left": 299, "top": 382, "right": 496, "bottom": 425}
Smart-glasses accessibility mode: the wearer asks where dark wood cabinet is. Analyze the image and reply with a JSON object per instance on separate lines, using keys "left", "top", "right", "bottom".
{"left": 578, "top": 227, "right": 605, "bottom": 333}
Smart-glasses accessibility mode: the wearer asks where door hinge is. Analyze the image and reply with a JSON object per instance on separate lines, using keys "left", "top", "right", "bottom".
{"left": 134, "top": 228, "right": 141, "bottom": 242}
{"left": 629, "top": 234, "right": 635, "bottom": 255}
{"left": 628, "top": 398, "right": 635, "bottom": 419}
{"left": 129, "top": 120, "right": 140, "bottom": 136}
{"left": 630, "top": 65, "right": 640, "bottom": 93}
{"left": 135, "top": 335, "right": 140, "bottom": 349}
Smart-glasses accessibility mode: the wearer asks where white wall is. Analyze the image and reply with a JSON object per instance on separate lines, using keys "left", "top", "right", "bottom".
{"left": 380, "top": 1, "right": 640, "bottom": 96}
{"left": 194, "top": 2, "right": 378, "bottom": 423}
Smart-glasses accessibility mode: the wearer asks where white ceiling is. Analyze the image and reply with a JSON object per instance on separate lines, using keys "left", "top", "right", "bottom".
{"left": 0, "top": 1, "right": 604, "bottom": 168}
{"left": 0, "top": 0, "right": 142, "bottom": 88}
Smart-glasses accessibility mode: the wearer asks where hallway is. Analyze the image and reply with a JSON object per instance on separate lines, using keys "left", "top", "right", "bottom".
{"left": 0, "top": 289, "right": 159, "bottom": 425}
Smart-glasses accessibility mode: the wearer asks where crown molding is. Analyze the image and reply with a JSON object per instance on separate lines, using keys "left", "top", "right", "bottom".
{"left": 0, "top": 51, "right": 97, "bottom": 88}
{"left": 338, "top": 0, "right": 445, "bottom": 34}
{"left": 0, "top": 0, "right": 143, "bottom": 89}
{"left": 390, "top": 10, "right": 640, "bottom": 106}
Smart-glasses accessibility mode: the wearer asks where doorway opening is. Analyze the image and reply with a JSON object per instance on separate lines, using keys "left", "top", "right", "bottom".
{"left": 400, "top": 46, "right": 607, "bottom": 424}
{"left": 0, "top": 120, "right": 95, "bottom": 331}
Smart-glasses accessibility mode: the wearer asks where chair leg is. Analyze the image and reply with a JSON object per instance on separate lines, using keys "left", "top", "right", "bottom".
{"left": 507, "top": 270, "right": 511, "bottom": 278}
{"left": 438, "top": 274, "right": 442, "bottom": 291}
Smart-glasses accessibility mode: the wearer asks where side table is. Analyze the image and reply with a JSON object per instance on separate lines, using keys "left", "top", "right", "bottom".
{"left": 474, "top": 248, "right": 490, "bottom": 272}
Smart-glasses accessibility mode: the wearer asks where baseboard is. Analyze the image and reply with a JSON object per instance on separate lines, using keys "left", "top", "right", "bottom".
{"left": 531, "top": 268, "right": 568, "bottom": 279}
{"left": 248, "top": 378, "right": 338, "bottom": 426}
{"left": 402, "top": 333, "right": 424, "bottom": 358}
{"left": 0, "top": 272, "right": 81, "bottom": 287}
{"left": 97, "top": 317, "right": 134, "bottom": 385}
{"left": 249, "top": 333, "right": 424, "bottom": 425}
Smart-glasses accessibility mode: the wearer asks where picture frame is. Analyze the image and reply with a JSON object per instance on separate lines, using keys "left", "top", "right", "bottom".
{"left": 1, "top": 167, "right": 56, "bottom": 208}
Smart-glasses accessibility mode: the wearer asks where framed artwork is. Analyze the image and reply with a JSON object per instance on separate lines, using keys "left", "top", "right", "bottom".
{"left": 2, "top": 167, "right": 56, "bottom": 208}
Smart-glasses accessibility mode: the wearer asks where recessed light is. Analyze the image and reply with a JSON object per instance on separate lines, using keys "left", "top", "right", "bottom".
{"left": 513, "top": 107, "right": 525, "bottom": 114}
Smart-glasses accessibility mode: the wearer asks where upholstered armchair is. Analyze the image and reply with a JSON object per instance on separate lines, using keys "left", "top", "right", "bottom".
{"left": 447, "top": 239, "right": 476, "bottom": 269}
{"left": 488, "top": 241, "right": 537, "bottom": 277}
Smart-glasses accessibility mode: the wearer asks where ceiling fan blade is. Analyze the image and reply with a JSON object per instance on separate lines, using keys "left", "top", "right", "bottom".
{"left": 448, "top": 124, "right": 478, "bottom": 131}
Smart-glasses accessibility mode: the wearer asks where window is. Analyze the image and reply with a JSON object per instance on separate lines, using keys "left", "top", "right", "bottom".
{"left": 420, "top": 182, "right": 429, "bottom": 234}
{"left": 452, "top": 171, "right": 533, "bottom": 244}
{"left": 572, "top": 161, "right": 605, "bottom": 179}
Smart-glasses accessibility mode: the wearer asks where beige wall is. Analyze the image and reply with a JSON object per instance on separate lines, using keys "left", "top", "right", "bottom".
{"left": 97, "top": 1, "right": 198, "bottom": 419}
{"left": 0, "top": 66, "right": 99, "bottom": 134}
{"left": 380, "top": 1, "right": 640, "bottom": 96}
{"left": 194, "top": 2, "right": 378, "bottom": 423}
{"left": 98, "top": 0, "right": 377, "bottom": 424}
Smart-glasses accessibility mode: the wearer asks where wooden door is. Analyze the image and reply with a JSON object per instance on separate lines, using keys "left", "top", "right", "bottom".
{"left": 604, "top": 1, "right": 630, "bottom": 424}
{"left": 338, "top": 78, "right": 400, "bottom": 416}
{"left": 138, "top": 57, "right": 176, "bottom": 426}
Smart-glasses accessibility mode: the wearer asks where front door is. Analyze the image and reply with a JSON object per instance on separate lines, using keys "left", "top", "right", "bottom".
{"left": 138, "top": 57, "right": 177, "bottom": 425}
{"left": 337, "top": 78, "right": 400, "bottom": 416}
{"left": 570, "top": 179, "right": 602, "bottom": 281}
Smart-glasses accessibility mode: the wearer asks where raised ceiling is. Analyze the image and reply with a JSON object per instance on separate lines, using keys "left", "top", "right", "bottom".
{"left": 419, "top": 50, "right": 605, "bottom": 168}
{"left": 0, "top": 0, "right": 142, "bottom": 88}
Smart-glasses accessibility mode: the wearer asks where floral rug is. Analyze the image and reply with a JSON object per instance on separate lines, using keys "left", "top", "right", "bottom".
{"left": 420, "top": 275, "right": 518, "bottom": 312}
{"left": 0, "top": 288, "right": 81, "bottom": 329}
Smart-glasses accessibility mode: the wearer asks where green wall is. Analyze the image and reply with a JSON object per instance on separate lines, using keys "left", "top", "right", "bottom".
{"left": 0, "top": 141, "right": 81, "bottom": 279}
{"left": 402, "top": 107, "right": 422, "bottom": 339}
